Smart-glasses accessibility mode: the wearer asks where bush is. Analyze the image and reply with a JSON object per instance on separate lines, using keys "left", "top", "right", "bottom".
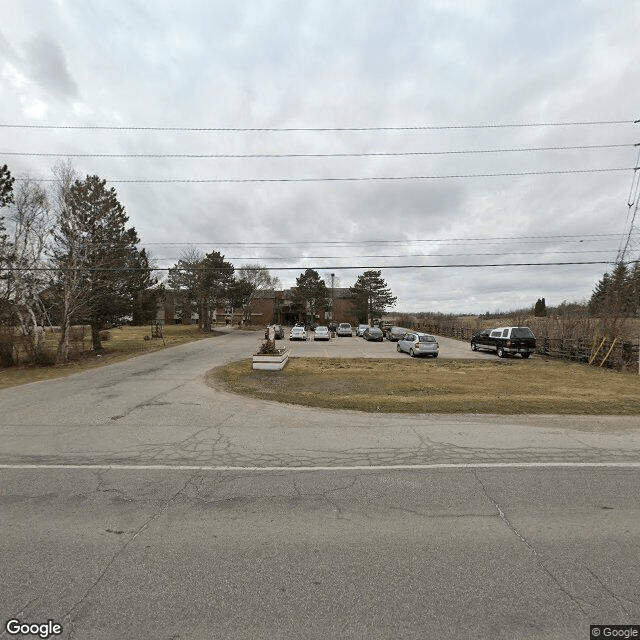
{"left": 0, "top": 328, "right": 17, "bottom": 367}
{"left": 32, "top": 344, "right": 56, "bottom": 367}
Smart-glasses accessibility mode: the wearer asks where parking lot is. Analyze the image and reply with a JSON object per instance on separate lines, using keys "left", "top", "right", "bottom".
{"left": 281, "top": 331, "right": 498, "bottom": 360}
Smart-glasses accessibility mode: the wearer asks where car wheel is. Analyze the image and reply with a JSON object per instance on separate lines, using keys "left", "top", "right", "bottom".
{"left": 521, "top": 352, "right": 531, "bottom": 359}
{"left": 432, "top": 353, "right": 438, "bottom": 358}
{"left": 409, "top": 348, "right": 415, "bottom": 357}
{"left": 497, "top": 346, "right": 505, "bottom": 358}
{"left": 471, "top": 342, "right": 477, "bottom": 351}
{"left": 397, "top": 344, "right": 401, "bottom": 352}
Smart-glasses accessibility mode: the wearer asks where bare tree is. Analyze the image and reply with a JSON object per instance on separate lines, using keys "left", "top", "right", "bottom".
{"left": 48, "top": 161, "right": 92, "bottom": 362}
{"left": 2, "top": 176, "right": 52, "bottom": 360}
{"left": 234, "top": 263, "right": 280, "bottom": 322}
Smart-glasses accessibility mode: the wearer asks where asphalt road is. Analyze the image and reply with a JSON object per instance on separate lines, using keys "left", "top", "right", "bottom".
{"left": 1, "top": 330, "right": 639, "bottom": 639}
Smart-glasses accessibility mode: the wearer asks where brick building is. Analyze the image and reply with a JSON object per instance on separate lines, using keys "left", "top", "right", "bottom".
{"left": 158, "top": 287, "right": 358, "bottom": 326}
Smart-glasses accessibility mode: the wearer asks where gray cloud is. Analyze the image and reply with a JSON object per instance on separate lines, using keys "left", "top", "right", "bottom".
{"left": 23, "top": 34, "right": 78, "bottom": 100}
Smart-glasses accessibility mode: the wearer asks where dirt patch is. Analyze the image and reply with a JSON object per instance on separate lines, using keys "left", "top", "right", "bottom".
{"left": 207, "top": 356, "right": 640, "bottom": 414}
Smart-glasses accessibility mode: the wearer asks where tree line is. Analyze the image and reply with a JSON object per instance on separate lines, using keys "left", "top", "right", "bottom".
{"left": 588, "top": 261, "right": 640, "bottom": 317}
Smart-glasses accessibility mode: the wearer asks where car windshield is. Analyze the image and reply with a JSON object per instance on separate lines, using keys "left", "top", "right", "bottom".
{"left": 419, "top": 335, "right": 436, "bottom": 342}
{"left": 512, "top": 328, "right": 534, "bottom": 339}
{"left": 315, "top": 327, "right": 327, "bottom": 332}
{"left": 339, "top": 324, "right": 350, "bottom": 328}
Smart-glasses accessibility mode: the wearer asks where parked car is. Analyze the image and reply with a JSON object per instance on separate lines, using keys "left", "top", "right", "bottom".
{"left": 313, "top": 326, "right": 330, "bottom": 341}
{"left": 471, "top": 326, "right": 536, "bottom": 358}
{"left": 362, "top": 326, "right": 384, "bottom": 341}
{"left": 397, "top": 332, "right": 439, "bottom": 357}
{"left": 381, "top": 322, "right": 394, "bottom": 336}
{"left": 356, "top": 324, "right": 369, "bottom": 337}
{"left": 386, "top": 326, "right": 408, "bottom": 341}
{"left": 336, "top": 323, "right": 353, "bottom": 337}
{"left": 289, "top": 326, "right": 308, "bottom": 341}
{"left": 273, "top": 325, "right": 284, "bottom": 339}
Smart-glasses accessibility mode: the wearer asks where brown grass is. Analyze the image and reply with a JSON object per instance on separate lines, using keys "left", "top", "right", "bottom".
{"left": 0, "top": 324, "right": 228, "bottom": 389}
{"left": 208, "top": 356, "right": 640, "bottom": 415}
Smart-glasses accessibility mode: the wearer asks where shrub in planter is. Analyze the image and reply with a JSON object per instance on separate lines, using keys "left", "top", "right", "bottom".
{"left": 257, "top": 338, "right": 280, "bottom": 355}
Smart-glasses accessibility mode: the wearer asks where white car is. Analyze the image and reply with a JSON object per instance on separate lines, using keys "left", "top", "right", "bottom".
{"left": 289, "top": 326, "right": 308, "bottom": 341}
{"left": 356, "top": 324, "right": 369, "bottom": 336}
{"left": 336, "top": 323, "right": 353, "bottom": 337}
{"left": 314, "top": 326, "right": 331, "bottom": 341}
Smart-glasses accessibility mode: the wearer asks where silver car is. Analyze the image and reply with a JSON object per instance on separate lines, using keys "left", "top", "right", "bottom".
{"left": 313, "top": 326, "right": 330, "bottom": 341}
{"left": 356, "top": 324, "right": 369, "bottom": 336}
{"left": 289, "top": 326, "right": 308, "bottom": 341}
{"left": 397, "top": 332, "right": 439, "bottom": 357}
{"left": 336, "top": 323, "right": 353, "bottom": 337}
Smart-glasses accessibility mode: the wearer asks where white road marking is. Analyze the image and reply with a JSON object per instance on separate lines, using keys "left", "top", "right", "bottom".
{"left": 0, "top": 462, "right": 639, "bottom": 472}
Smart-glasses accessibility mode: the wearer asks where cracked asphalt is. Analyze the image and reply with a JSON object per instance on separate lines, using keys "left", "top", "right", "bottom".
{"left": 1, "top": 330, "right": 639, "bottom": 639}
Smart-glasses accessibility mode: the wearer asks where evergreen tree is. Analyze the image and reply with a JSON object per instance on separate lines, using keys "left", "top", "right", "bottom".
{"left": 291, "top": 268, "right": 327, "bottom": 323}
{"left": 533, "top": 298, "right": 546, "bottom": 317}
{"left": 130, "top": 249, "right": 163, "bottom": 325}
{"left": 350, "top": 270, "right": 397, "bottom": 323}
{"left": 0, "top": 164, "right": 14, "bottom": 208}
{"left": 589, "top": 271, "right": 611, "bottom": 315}
{"left": 168, "top": 249, "right": 234, "bottom": 329}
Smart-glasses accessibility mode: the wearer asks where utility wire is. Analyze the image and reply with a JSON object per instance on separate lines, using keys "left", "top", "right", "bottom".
{"left": 0, "top": 119, "right": 636, "bottom": 132}
{"left": 150, "top": 250, "right": 621, "bottom": 261}
{"left": 143, "top": 233, "right": 622, "bottom": 247}
{"left": 16, "top": 166, "right": 637, "bottom": 184}
{"left": 1, "top": 143, "right": 634, "bottom": 159}
{"left": 5, "top": 261, "right": 618, "bottom": 272}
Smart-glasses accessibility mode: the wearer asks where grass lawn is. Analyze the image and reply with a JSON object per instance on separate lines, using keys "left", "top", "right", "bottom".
{"left": 0, "top": 324, "right": 229, "bottom": 389}
{"left": 208, "top": 356, "right": 640, "bottom": 415}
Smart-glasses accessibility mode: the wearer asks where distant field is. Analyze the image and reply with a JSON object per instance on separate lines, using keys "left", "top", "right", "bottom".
{"left": 0, "top": 324, "right": 228, "bottom": 389}
{"left": 209, "top": 356, "right": 640, "bottom": 415}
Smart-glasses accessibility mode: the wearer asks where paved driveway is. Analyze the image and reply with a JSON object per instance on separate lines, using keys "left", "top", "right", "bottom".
{"left": 283, "top": 332, "right": 496, "bottom": 359}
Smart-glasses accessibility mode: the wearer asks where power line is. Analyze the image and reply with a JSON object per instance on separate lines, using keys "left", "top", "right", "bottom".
{"left": 142, "top": 233, "right": 622, "bottom": 246}
{"left": 0, "top": 119, "right": 636, "bottom": 132}
{"left": 5, "top": 261, "right": 618, "bottom": 272}
{"left": 150, "top": 250, "right": 621, "bottom": 261}
{"left": 15, "top": 166, "right": 638, "bottom": 184}
{"left": 1, "top": 143, "right": 635, "bottom": 159}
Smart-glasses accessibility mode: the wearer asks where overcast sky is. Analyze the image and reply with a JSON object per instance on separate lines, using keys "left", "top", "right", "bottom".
{"left": 2, "top": 1, "right": 639, "bottom": 313}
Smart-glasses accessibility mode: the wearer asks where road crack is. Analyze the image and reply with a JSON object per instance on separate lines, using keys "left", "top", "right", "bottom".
{"left": 474, "top": 470, "right": 591, "bottom": 616}
{"left": 62, "top": 471, "right": 200, "bottom": 638}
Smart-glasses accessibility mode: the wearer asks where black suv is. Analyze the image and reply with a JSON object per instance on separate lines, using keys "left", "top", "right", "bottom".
{"left": 471, "top": 326, "right": 536, "bottom": 358}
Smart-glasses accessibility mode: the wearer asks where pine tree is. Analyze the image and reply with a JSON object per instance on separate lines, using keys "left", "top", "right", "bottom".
{"left": 350, "top": 270, "right": 397, "bottom": 323}
{"left": 167, "top": 249, "right": 234, "bottom": 329}
{"left": 291, "top": 268, "right": 327, "bottom": 323}
{"left": 534, "top": 298, "right": 546, "bottom": 317}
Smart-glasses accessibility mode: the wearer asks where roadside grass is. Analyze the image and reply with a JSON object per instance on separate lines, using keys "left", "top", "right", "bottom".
{"left": 0, "top": 324, "right": 227, "bottom": 389}
{"left": 208, "top": 356, "right": 640, "bottom": 414}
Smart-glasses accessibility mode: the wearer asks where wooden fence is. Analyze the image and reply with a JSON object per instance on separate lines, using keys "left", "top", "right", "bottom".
{"left": 410, "top": 322, "right": 640, "bottom": 372}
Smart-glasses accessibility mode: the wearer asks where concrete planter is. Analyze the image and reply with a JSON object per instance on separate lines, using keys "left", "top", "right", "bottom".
{"left": 252, "top": 349, "right": 290, "bottom": 371}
